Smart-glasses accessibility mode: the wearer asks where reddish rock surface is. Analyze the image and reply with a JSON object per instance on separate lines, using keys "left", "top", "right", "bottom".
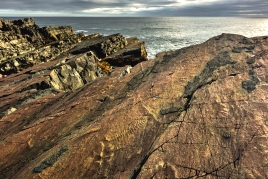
{"left": 0, "top": 18, "right": 268, "bottom": 179}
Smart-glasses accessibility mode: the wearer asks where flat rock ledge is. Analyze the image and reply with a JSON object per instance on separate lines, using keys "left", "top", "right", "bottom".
{"left": 1, "top": 18, "right": 268, "bottom": 179}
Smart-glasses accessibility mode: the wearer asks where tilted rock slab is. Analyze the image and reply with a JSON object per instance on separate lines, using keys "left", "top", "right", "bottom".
{"left": 69, "top": 33, "right": 128, "bottom": 58}
{"left": 103, "top": 40, "right": 148, "bottom": 67}
{"left": 1, "top": 32, "right": 268, "bottom": 178}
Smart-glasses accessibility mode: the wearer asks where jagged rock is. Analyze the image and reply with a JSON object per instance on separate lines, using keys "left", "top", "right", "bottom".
{"left": 0, "top": 18, "right": 147, "bottom": 87}
{"left": 81, "top": 33, "right": 101, "bottom": 41}
{"left": 0, "top": 18, "right": 83, "bottom": 75}
{"left": 38, "top": 26, "right": 76, "bottom": 44}
{"left": 0, "top": 37, "right": 81, "bottom": 75}
{"left": 69, "top": 33, "right": 148, "bottom": 74}
{"left": 97, "top": 37, "right": 148, "bottom": 73}
{"left": 119, "top": 65, "right": 132, "bottom": 78}
{"left": 0, "top": 17, "right": 36, "bottom": 32}
{"left": 0, "top": 17, "right": 43, "bottom": 61}
{"left": 48, "top": 51, "right": 103, "bottom": 91}
{"left": 103, "top": 41, "right": 148, "bottom": 67}
{"left": 69, "top": 33, "right": 127, "bottom": 58}
{"left": 1, "top": 18, "right": 267, "bottom": 179}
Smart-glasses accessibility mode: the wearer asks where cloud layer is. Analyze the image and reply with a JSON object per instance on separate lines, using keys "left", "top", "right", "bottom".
{"left": 0, "top": 0, "right": 267, "bottom": 17}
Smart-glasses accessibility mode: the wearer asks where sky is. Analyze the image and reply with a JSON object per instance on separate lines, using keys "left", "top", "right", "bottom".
{"left": 0, "top": 0, "right": 267, "bottom": 17}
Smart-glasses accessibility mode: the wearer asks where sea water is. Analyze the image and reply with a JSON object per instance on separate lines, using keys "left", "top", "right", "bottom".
{"left": 5, "top": 17, "right": 268, "bottom": 59}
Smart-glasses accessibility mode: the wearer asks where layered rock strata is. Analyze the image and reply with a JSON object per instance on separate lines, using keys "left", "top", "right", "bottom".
{"left": 0, "top": 18, "right": 82, "bottom": 75}
{"left": 0, "top": 18, "right": 268, "bottom": 179}
{"left": 0, "top": 17, "right": 147, "bottom": 130}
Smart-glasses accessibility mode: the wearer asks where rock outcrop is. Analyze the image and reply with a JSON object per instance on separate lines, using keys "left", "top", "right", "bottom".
{"left": 0, "top": 17, "right": 82, "bottom": 75}
{"left": 0, "top": 18, "right": 268, "bottom": 179}
{"left": 0, "top": 18, "right": 147, "bottom": 91}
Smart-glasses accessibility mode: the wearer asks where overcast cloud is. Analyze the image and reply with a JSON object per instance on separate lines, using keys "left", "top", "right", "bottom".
{"left": 0, "top": 0, "right": 267, "bottom": 17}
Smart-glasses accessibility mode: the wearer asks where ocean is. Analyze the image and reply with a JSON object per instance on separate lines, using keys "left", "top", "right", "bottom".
{"left": 4, "top": 17, "right": 268, "bottom": 59}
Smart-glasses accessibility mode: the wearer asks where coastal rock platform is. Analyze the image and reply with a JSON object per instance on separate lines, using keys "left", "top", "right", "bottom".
{"left": 0, "top": 18, "right": 268, "bottom": 178}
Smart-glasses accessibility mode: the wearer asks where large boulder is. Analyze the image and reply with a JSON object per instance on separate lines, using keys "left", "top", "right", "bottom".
{"left": 48, "top": 51, "right": 104, "bottom": 91}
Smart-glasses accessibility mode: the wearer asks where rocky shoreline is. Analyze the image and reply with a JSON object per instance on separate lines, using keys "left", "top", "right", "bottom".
{"left": 0, "top": 18, "right": 268, "bottom": 178}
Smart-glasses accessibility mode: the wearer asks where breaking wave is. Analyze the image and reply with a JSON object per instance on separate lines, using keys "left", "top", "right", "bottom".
{"left": 75, "top": 30, "right": 88, "bottom": 33}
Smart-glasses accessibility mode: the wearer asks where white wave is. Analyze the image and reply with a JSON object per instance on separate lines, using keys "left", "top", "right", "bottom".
{"left": 104, "top": 28, "right": 121, "bottom": 31}
{"left": 75, "top": 30, "right": 88, "bottom": 33}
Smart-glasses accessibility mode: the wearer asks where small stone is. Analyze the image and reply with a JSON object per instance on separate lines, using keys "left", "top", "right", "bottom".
{"left": 6, "top": 107, "right": 17, "bottom": 115}
{"left": 13, "top": 60, "right": 20, "bottom": 67}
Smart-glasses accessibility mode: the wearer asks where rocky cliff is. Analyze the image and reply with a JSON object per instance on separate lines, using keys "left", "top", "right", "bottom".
{"left": 0, "top": 18, "right": 268, "bottom": 179}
